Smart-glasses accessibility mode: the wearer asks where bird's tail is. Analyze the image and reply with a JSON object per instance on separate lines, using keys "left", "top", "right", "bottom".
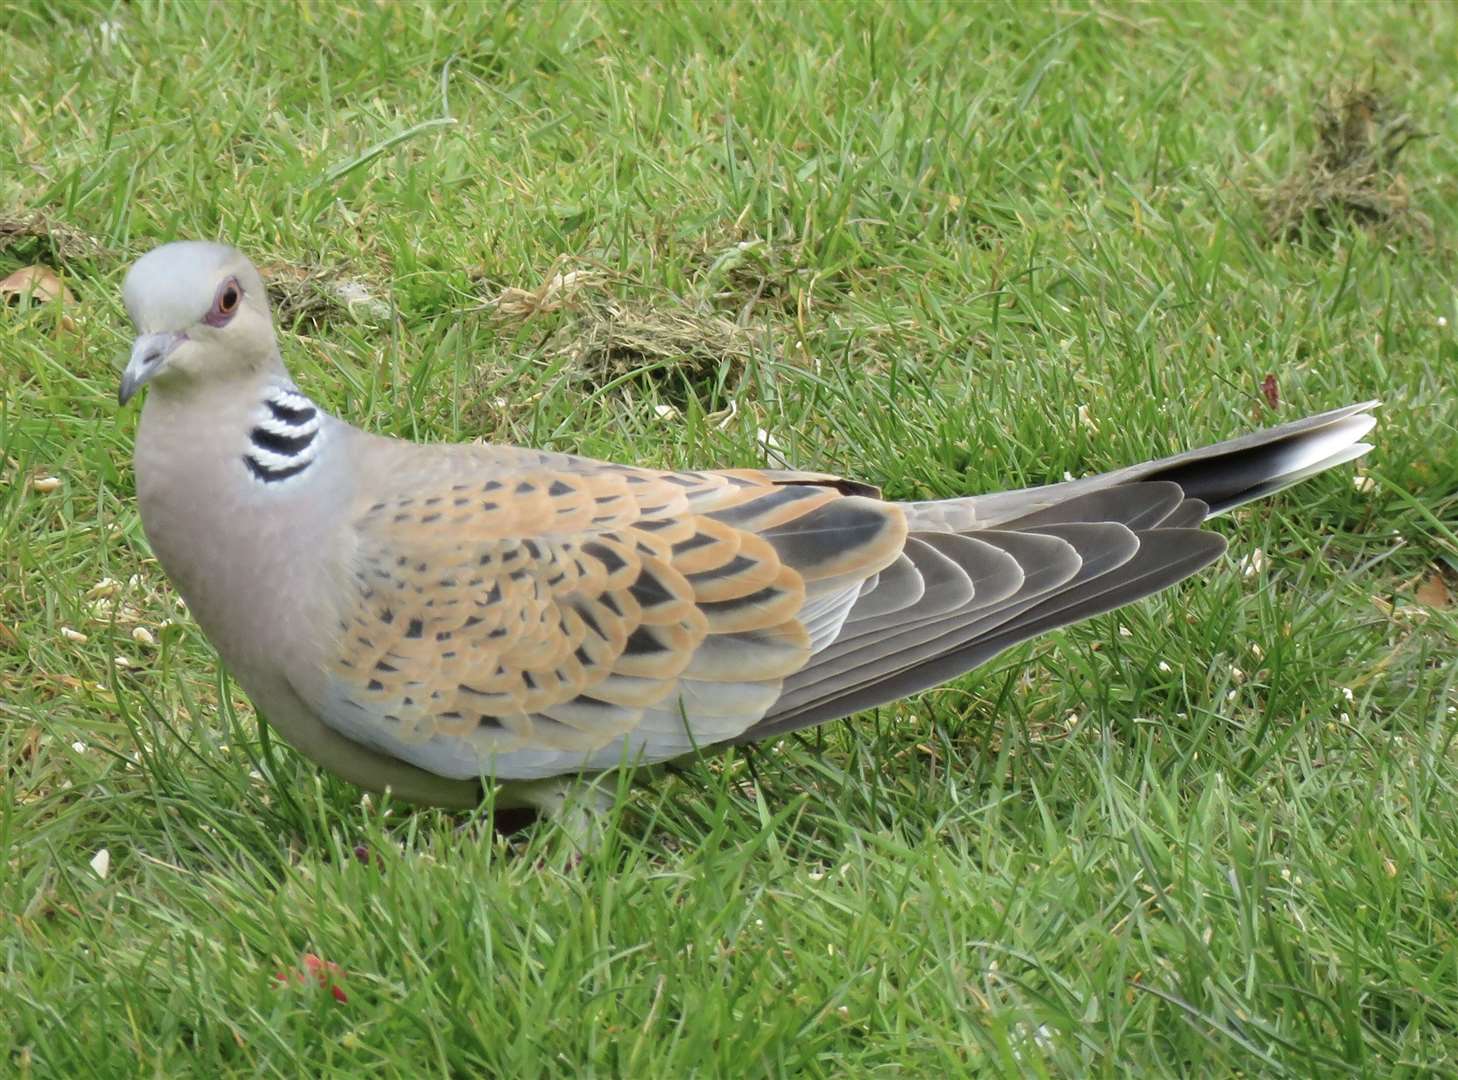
{"left": 904, "top": 401, "right": 1378, "bottom": 533}
{"left": 1093, "top": 400, "right": 1378, "bottom": 515}
{"left": 740, "top": 402, "right": 1377, "bottom": 741}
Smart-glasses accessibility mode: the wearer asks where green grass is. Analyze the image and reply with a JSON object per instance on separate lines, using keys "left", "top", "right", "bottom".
{"left": 3, "top": 0, "right": 1457, "bottom": 1075}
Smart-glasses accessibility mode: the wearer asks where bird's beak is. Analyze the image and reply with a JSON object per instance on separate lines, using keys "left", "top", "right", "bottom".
{"left": 118, "top": 331, "right": 186, "bottom": 405}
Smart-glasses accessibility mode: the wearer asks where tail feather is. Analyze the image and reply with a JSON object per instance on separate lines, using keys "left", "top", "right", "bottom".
{"left": 902, "top": 401, "right": 1378, "bottom": 532}
{"left": 736, "top": 402, "right": 1377, "bottom": 744}
{"left": 1134, "top": 411, "right": 1376, "bottom": 514}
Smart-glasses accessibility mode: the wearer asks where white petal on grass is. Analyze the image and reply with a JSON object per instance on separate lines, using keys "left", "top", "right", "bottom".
{"left": 89, "top": 848, "right": 110, "bottom": 879}
{"left": 1011, "top": 1022, "right": 1056, "bottom": 1062}
{"left": 61, "top": 627, "right": 88, "bottom": 643}
{"left": 757, "top": 428, "right": 792, "bottom": 469}
{"left": 131, "top": 627, "right": 156, "bottom": 647}
{"left": 31, "top": 476, "right": 61, "bottom": 493}
{"left": 330, "top": 280, "right": 391, "bottom": 320}
{"left": 87, "top": 578, "right": 121, "bottom": 599}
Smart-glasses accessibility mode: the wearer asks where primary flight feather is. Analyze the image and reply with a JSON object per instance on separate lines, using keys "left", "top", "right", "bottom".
{"left": 118, "top": 241, "right": 1376, "bottom": 819}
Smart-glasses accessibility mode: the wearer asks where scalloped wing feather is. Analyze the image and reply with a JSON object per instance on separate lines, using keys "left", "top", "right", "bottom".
{"left": 305, "top": 450, "right": 907, "bottom": 779}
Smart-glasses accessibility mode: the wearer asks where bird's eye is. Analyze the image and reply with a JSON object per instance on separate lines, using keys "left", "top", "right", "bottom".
{"left": 205, "top": 278, "right": 243, "bottom": 326}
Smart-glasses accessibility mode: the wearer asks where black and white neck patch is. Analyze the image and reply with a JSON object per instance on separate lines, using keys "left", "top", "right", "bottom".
{"left": 245, "top": 385, "right": 323, "bottom": 484}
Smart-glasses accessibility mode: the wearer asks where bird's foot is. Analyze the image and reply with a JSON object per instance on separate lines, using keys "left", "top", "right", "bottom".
{"left": 498, "top": 774, "right": 618, "bottom": 862}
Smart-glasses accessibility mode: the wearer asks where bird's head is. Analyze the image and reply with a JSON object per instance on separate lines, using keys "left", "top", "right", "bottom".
{"left": 119, "top": 241, "right": 276, "bottom": 405}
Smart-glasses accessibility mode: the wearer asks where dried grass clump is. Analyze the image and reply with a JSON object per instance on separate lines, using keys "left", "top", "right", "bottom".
{"left": 548, "top": 295, "right": 754, "bottom": 399}
{"left": 489, "top": 261, "right": 759, "bottom": 407}
{"left": 1264, "top": 86, "right": 1429, "bottom": 242}
{"left": 0, "top": 213, "right": 108, "bottom": 266}
{"left": 491, "top": 263, "right": 601, "bottom": 321}
{"left": 260, "top": 262, "right": 392, "bottom": 330}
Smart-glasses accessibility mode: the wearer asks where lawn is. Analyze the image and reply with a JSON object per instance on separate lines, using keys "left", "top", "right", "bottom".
{"left": 3, "top": 1, "right": 1457, "bottom": 1075}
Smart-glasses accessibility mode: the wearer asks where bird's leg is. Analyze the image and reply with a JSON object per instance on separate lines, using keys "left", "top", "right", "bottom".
{"left": 498, "top": 774, "right": 619, "bottom": 855}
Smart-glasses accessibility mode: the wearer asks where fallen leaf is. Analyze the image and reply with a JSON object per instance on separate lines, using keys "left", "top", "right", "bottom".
{"left": 1415, "top": 572, "right": 1452, "bottom": 609}
{"left": 1260, "top": 374, "right": 1279, "bottom": 410}
{"left": 756, "top": 427, "right": 792, "bottom": 469}
{"left": 6, "top": 726, "right": 41, "bottom": 770}
{"left": 0, "top": 265, "right": 76, "bottom": 306}
{"left": 87, "top": 578, "right": 121, "bottom": 599}
{"left": 1, "top": 265, "right": 78, "bottom": 332}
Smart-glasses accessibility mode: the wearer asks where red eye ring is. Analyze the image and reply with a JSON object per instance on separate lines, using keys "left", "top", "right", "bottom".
{"left": 206, "top": 277, "right": 243, "bottom": 326}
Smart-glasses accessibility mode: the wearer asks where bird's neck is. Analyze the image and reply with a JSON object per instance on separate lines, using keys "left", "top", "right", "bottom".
{"left": 139, "top": 369, "right": 335, "bottom": 490}
{"left": 240, "top": 378, "right": 329, "bottom": 484}
{"left": 131, "top": 370, "right": 357, "bottom": 673}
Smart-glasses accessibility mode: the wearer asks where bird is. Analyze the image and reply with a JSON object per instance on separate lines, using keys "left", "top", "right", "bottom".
{"left": 118, "top": 240, "right": 1376, "bottom": 831}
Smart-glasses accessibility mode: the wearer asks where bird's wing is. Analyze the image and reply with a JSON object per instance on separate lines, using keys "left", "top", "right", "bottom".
{"left": 743, "top": 482, "right": 1227, "bottom": 741}
{"left": 294, "top": 449, "right": 907, "bottom": 780}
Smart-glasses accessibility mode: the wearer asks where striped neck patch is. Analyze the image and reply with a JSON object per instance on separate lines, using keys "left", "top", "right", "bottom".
{"left": 245, "top": 385, "right": 323, "bottom": 484}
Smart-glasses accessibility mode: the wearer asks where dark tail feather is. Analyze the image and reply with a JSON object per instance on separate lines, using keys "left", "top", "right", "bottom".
{"left": 740, "top": 402, "right": 1376, "bottom": 743}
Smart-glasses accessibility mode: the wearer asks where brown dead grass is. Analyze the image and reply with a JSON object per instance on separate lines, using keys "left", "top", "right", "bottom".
{"left": 0, "top": 213, "right": 109, "bottom": 266}
{"left": 488, "top": 260, "right": 762, "bottom": 408}
{"left": 545, "top": 294, "right": 755, "bottom": 404}
{"left": 1264, "top": 86, "right": 1429, "bottom": 242}
{"left": 259, "top": 262, "right": 392, "bottom": 331}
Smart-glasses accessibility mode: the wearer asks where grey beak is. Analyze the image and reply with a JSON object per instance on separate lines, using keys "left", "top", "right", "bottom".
{"left": 118, "top": 332, "right": 185, "bottom": 405}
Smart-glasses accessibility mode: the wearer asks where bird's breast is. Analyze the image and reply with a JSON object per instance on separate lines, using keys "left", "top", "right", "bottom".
{"left": 134, "top": 407, "right": 353, "bottom": 678}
